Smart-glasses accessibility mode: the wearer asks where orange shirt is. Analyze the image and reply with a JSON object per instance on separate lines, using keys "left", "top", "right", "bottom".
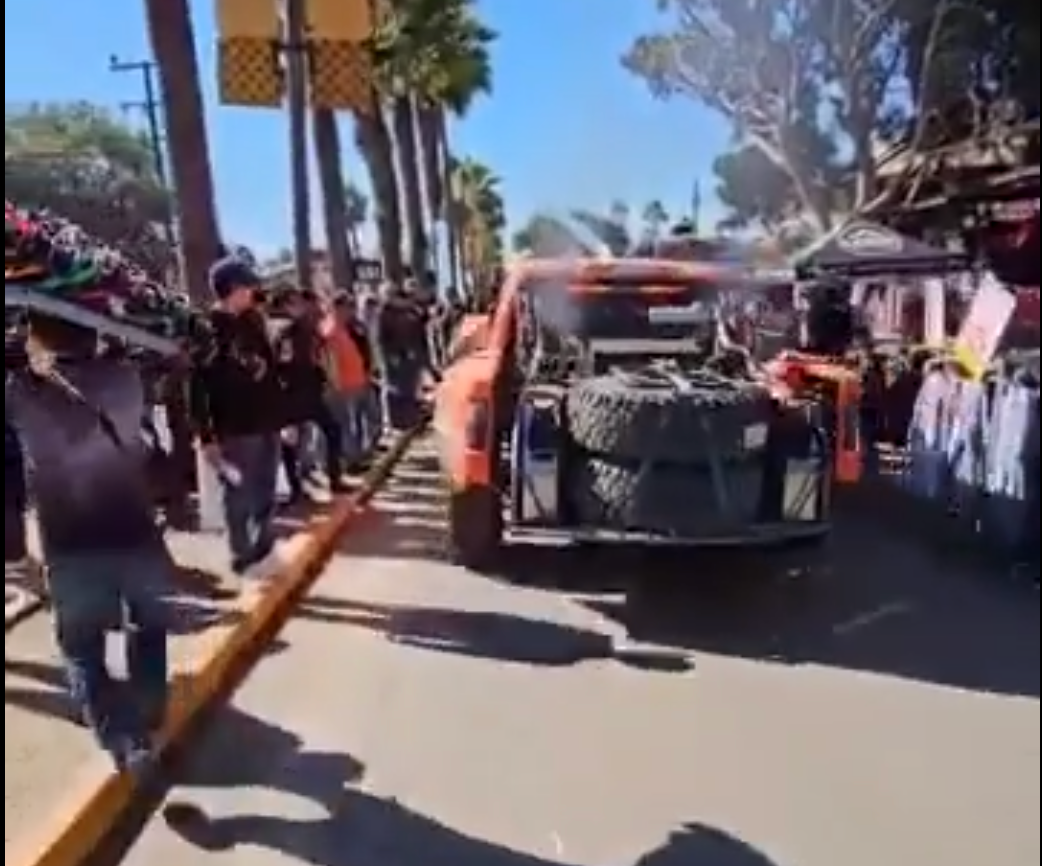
{"left": 321, "top": 317, "right": 367, "bottom": 391}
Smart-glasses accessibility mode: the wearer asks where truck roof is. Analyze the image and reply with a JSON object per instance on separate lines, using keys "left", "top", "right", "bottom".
{"left": 506, "top": 256, "right": 753, "bottom": 289}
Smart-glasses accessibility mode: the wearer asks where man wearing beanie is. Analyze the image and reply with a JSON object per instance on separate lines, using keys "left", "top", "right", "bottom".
{"left": 189, "top": 257, "right": 285, "bottom": 585}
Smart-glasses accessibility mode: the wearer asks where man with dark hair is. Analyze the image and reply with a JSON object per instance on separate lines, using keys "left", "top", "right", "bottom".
{"left": 190, "top": 257, "right": 285, "bottom": 580}
{"left": 804, "top": 281, "right": 854, "bottom": 355}
{"left": 276, "top": 287, "right": 347, "bottom": 493}
{"left": 6, "top": 312, "right": 170, "bottom": 770}
{"left": 376, "top": 281, "right": 433, "bottom": 430}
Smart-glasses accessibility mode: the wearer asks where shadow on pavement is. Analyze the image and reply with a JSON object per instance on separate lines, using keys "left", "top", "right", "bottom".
{"left": 5, "top": 656, "right": 204, "bottom": 729}
{"left": 5, "top": 655, "right": 80, "bottom": 722}
{"left": 634, "top": 823, "right": 783, "bottom": 865}
{"left": 160, "top": 709, "right": 778, "bottom": 865}
{"left": 574, "top": 525, "right": 1038, "bottom": 698}
{"left": 299, "top": 596, "right": 691, "bottom": 671}
{"left": 325, "top": 445, "right": 1038, "bottom": 696}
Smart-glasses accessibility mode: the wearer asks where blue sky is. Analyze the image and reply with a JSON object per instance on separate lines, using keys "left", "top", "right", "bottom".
{"left": 5, "top": 0, "right": 729, "bottom": 256}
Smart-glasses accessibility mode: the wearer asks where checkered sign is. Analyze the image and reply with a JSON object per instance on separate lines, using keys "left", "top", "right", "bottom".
{"left": 309, "top": 40, "right": 374, "bottom": 111}
{"left": 217, "top": 38, "right": 284, "bottom": 106}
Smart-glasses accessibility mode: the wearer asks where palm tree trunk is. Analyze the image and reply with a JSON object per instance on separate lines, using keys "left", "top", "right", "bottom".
{"left": 143, "top": 0, "right": 220, "bottom": 514}
{"left": 439, "top": 114, "right": 464, "bottom": 289}
{"left": 416, "top": 102, "right": 444, "bottom": 276}
{"left": 355, "top": 104, "right": 404, "bottom": 281}
{"left": 417, "top": 103, "right": 443, "bottom": 221}
{"left": 312, "top": 109, "right": 354, "bottom": 290}
{"left": 391, "top": 95, "right": 428, "bottom": 280}
{"left": 143, "top": 0, "right": 220, "bottom": 303}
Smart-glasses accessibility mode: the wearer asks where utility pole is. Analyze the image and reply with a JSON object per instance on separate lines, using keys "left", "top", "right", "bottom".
{"left": 108, "top": 56, "right": 167, "bottom": 186}
{"left": 109, "top": 55, "right": 178, "bottom": 252}
{"left": 283, "top": 0, "right": 312, "bottom": 287}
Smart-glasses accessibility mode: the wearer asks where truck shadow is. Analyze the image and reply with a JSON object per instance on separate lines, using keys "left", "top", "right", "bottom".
{"left": 321, "top": 445, "right": 1038, "bottom": 697}
{"left": 573, "top": 517, "right": 1038, "bottom": 698}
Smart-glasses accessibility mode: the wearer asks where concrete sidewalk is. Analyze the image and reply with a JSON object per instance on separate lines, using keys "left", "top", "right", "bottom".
{"left": 4, "top": 527, "right": 268, "bottom": 852}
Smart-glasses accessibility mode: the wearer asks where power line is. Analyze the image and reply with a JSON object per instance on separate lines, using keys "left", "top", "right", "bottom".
{"left": 108, "top": 55, "right": 177, "bottom": 248}
{"left": 108, "top": 55, "right": 167, "bottom": 186}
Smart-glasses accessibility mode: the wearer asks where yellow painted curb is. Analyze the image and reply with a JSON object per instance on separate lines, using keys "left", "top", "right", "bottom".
{"left": 5, "top": 591, "right": 44, "bottom": 631}
{"left": 9, "top": 426, "right": 424, "bottom": 866}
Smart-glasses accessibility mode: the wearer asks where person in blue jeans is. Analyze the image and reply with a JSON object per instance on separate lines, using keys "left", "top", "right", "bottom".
{"left": 7, "top": 312, "right": 170, "bottom": 771}
{"left": 190, "top": 258, "right": 285, "bottom": 580}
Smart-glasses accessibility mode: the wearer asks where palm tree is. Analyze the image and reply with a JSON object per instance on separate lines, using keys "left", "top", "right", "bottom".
{"left": 142, "top": 0, "right": 221, "bottom": 302}
{"left": 312, "top": 109, "right": 354, "bottom": 289}
{"left": 366, "top": 0, "right": 495, "bottom": 282}
{"left": 409, "top": 2, "right": 494, "bottom": 286}
{"left": 420, "top": 15, "right": 494, "bottom": 288}
{"left": 343, "top": 181, "right": 369, "bottom": 256}
{"left": 642, "top": 200, "right": 669, "bottom": 239}
{"left": 354, "top": 104, "right": 404, "bottom": 280}
{"left": 450, "top": 156, "right": 504, "bottom": 294}
{"left": 128, "top": 0, "right": 223, "bottom": 516}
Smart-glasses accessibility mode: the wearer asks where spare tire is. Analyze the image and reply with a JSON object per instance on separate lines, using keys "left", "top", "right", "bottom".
{"left": 567, "top": 368, "right": 772, "bottom": 464}
{"left": 571, "top": 457, "right": 763, "bottom": 536}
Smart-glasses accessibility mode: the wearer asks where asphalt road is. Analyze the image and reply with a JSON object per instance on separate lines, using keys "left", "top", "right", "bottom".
{"left": 116, "top": 440, "right": 1038, "bottom": 866}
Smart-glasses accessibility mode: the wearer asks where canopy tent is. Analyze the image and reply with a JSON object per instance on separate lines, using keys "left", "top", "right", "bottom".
{"left": 794, "top": 219, "right": 967, "bottom": 276}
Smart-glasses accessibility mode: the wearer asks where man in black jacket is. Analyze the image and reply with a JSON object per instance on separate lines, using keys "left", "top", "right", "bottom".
{"left": 8, "top": 313, "right": 171, "bottom": 769}
{"left": 276, "top": 288, "right": 346, "bottom": 493}
{"left": 376, "top": 281, "right": 432, "bottom": 430}
{"left": 190, "top": 258, "right": 285, "bottom": 579}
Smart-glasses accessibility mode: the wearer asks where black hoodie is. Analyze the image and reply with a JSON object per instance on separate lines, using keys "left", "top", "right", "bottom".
{"left": 189, "top": 309, "right": 284, "bottom": 442}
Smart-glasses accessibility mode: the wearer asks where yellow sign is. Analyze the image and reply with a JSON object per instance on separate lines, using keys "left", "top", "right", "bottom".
{"left": 217, "top": 39, "right": 284, "bottom": 106}
{"left": 215, "top": 0, "right": 280, "bottom": 39}
{"left": 305, "top": 0, "right": 373, "bottom": 40}
{"left": 309, "top": 41, "right": 373, "bottom": 111}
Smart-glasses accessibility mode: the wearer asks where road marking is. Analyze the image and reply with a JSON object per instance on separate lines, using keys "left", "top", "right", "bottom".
{"left": 832, "top": 601, "right": 909, "bottom": 635}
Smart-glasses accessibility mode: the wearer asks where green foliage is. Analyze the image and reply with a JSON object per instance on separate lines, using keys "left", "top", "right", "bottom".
{"left": 451, "top": 156, "right": 504, "bottom": 267}
{"left": 623, "top": 0, "right": 1038, "bottom": 229}
{"left": 372, "top": 0, "right": 495, "bottom": 111}
{"left": 6, "top": 102, "right": 172, "bottom": 278}
{"left": 711, "top": 145, "right": 794, "bottom": 230}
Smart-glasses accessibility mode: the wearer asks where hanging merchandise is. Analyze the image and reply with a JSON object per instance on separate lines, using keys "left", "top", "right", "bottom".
{"left": 4, "top": 201, "right": 204, "bottom": 356}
